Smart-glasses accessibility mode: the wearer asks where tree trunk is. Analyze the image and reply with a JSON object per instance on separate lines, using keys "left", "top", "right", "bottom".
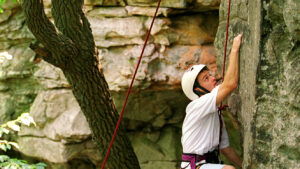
{"left": 21, "top": 0, "right": 140, "bottom": 168}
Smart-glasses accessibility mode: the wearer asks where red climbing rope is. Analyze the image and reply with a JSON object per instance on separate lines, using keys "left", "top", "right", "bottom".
{"left": 218, "top": 0, "right": 232, "bottom": 152}
{"left": 100, "top": 0, "right": 162, "bottom": 168}
{"left": 221, "top": 0, "right": 232, "bottom": 79}
{"left": 218, "top": 0, "right": 232, "bottom": 108}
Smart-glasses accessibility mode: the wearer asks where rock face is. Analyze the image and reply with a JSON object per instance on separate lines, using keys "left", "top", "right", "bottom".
{"left": 1, "top": 0, "right": 299, "bottom": 169}
{"left": 18, "top": 89, "right": 101, "bottom": 164}
{"left": 215, "top": 0, "right": 300, "bottom": 168}
{"left": 0, "top": 1, "right": 220, "bottom": 169}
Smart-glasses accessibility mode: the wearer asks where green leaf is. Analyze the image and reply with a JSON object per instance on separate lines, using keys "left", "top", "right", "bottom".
{"left": 2, "top": 127, "right": 10, "bottom": 134}
{"left": 10, "top": 165, "right": 19, "bottom": 169}
{"left": 0, "top": 143, "right": 8, "bottom": 151}
{"left": 5, "top": 143, "right": 11, "bottom": 150}
{"left": 35, "top": 162, "right": 47, "bottom": 169}
{"left": 8, "top": 141, "right": 19, "bottom": 149}
{"left": 0, "top": 157, "right": 46, "bottom": 169}
{"left": 19, "top": 118, "right": 31, "bottom": 126}
{"left": 0, "top": 155, "right": 9, "bottom": 162}
{"left": 3, "top": 127, "right": 10, "bottom": 134}
{"left": 0, "top": 114, "right": 44, "bottom": 169}
{"left": 4, "top": 163, "right": 18, "bottom": 169}
{"left": 0, "top": 140, "right": 13, "bottom": 151}
{"left": 6, "top": 121, "right": 20, "bottom": 132}
{"left": 10, "top": 158, "right": 28, "bottom": 164}
{"left": 0, "top": 162, "right": 10, "bottom": 167}
{"left": 0, "top": 127, "right": 10, "bottom": 137}
{"left": 1, "top": 129, "right": 5, "bottom": 137}
{"left": 19, "top": 113, "right": 36, "bottom": 127}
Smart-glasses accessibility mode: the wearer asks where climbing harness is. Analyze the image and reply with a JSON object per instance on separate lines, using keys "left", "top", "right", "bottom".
{"left": 181, "top": 153, "right": 206, "bottom": 169}
{"left": 100, "top": 0, "right": 162, "bottom": 168}
{"left": 181, "top": 150, "right": 221, "bottom": 169}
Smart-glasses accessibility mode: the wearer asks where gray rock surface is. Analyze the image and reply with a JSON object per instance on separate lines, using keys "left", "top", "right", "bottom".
{"left": 1, "top": 0, "right": 298, "bottom": 168}
{"left": 216, "top": 0, "right": 300, "bottom": 168}
{"left": 18, "top": 137, "right": 101, "bottom": 163}
{"left": 19, "top": 90, "right": 91, "bottom": 141}
{"left": 0, "top": 1, "right": 219, "bottom": 168}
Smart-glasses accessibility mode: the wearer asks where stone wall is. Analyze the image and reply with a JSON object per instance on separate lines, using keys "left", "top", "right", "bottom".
{"left": 0, "top": 0, "right": 221, "bottom": 168}
{"left": 2, "top": 0, "right": 298, "bottom": 168}
{"left": 254, "top": 0, "right": 299, "bottom": 168}
{"left": 216, "top": 0, "right": 300, "bottom": 169}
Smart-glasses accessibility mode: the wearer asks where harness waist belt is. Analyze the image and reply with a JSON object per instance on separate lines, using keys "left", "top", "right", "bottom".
{"left": 181, "top": 150, "right": 220, "bottom": 169}
{"left": 181, "top": 153, "right": 205, "bottom": 169}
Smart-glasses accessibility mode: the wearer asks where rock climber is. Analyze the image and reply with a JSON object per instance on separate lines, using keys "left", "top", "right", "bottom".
{"left": 180, "top": 34, "right": 243, "bottom": 169}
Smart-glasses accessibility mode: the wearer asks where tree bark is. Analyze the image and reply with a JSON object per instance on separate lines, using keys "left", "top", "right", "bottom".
{"left": 21, "top": 0, "right": 140, "bottom": 168}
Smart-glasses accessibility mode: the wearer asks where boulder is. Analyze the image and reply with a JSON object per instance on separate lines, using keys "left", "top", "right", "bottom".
{"left": 18, "top": 137, "right": 100, "bottom": 163}
{"left": 0, "top": 12, "right": 34, "bottom": 43}
{"left": 129, "top": 127, "right": 181, "bottom": 169}
{"left": 19, "top": 89, "right": 91, "bottom": 142}
{"left": 34, "top": 61, "right": 70, "bottom": 89}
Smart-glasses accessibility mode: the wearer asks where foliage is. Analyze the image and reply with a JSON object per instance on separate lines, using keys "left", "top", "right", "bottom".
{"left": 0, "top": 155, "right": 47, "bottom": 169}
{"left": 0, "top": 17, "right": 46, "bottom": 169}
{"left": 0, "top": 113, "right": 47, "bottom": 169}
{"left": 0, "top": 51, "right": 13, "bottom": 63}
{"left": 0, "top": 0, "right": 3, "bottom": 13}
{"left": 0, "top": 113, "right": 35, "bottom": 151}
{"left": 0, "top": 0, "right": 18, "bottom": 13}
{"left": 0, "top": 0, "right": 6, "bottom": 13}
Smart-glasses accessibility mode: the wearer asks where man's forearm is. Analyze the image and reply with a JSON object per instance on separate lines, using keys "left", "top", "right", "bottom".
{"left": 224, "top": 50, "right": 239, "bottom": 87}
{"left": 221, "top": 147, "right": 242, "bottom": 168}
{"left": 215, "top": 34, "right": 242, "bottom": 105}
{"left": 223, "top": 34, "right": 242, "bottom": 88}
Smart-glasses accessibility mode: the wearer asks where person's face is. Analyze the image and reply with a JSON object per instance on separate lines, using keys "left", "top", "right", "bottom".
{"left": 199, "top": 48, "right": 220, "bottom": 80}
{"left": 196, "top": 70, "right": 217, "bottom": 92}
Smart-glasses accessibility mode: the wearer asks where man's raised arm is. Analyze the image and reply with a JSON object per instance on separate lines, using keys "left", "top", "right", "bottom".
{"left": 216, "top": 34, "right": 243, "bottom": 105}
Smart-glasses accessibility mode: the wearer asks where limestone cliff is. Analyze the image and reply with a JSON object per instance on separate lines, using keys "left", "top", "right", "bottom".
{"left": 0, "top": 0, "right": 299, "bottom": 168}
{"left": 216, "top": 0, "right": 300, "bottom": 168}
{"left": 0, "top": 0, "right": 220, "bottom": 168}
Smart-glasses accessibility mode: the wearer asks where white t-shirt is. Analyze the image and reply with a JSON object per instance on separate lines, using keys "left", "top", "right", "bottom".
{"left": 181, "top": 85, "right": 229, "bottom": 155}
